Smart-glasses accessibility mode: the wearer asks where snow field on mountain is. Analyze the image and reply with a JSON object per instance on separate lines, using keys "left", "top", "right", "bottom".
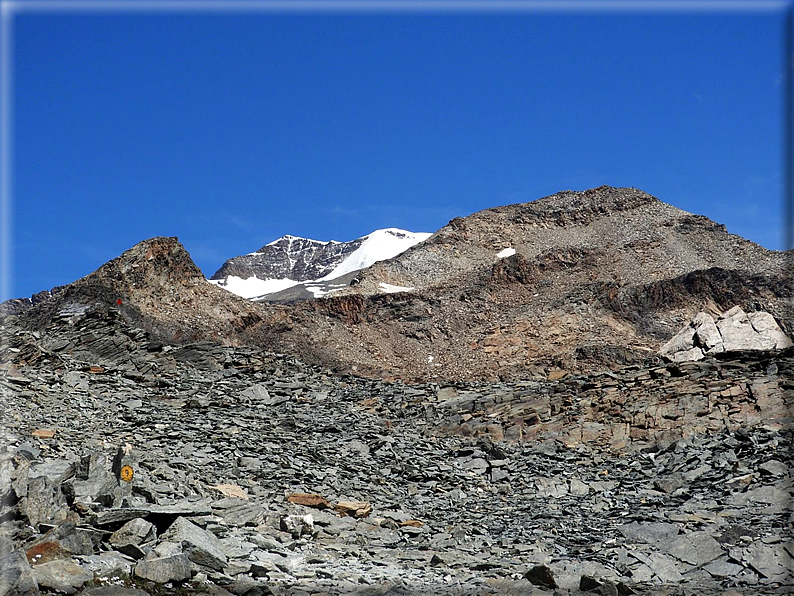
{"left": 318, "top": 229, "right": 431, "bottom": 281}
{"left": 211, "top": 228, "right": 431, "bottom": 300}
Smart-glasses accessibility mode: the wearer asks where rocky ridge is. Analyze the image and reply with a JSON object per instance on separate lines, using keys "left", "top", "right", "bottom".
{"left": 210, "top": 235, "right": 364, "bottom": 284}
{"left": 249, "top": 186, "right": 792, "bottom": 381}
{"left": 346, "top": 186, "right": 786, "bottom": 297}
{"left": 6, "top": 187, "right": 792, "bottom": 382}
{"left": 11, "top": 237, "right": 266, "bottom": 349}
{"left": 1, "top": 304, "right": 793, "bottom": 595}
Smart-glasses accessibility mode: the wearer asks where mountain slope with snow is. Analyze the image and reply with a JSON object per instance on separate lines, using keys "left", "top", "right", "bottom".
{"left": 209, "top": 228, "right": 431, "bottom": 301}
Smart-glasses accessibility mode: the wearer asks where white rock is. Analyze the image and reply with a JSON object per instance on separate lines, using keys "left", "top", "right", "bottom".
{"left": 660, "top": 306, "right": 791, "bottom": 362}
{"left": 748, "top": 311, "right": 793, "bottom": 349}
{"left": 692, "top": 312, "right": 722, "bottom": 351}
{"left": 659, "top": 326, "right": 696, "bottom": 358}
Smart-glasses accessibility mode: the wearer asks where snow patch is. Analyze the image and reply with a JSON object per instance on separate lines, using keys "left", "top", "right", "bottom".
{"left": 305, "top": 284, "right": 347, "bottom": 298}
{"left": 319, "top": 229, "right": 431, "bottom": 281}
{"left": 497, "top": 247, "right": 516, "bottom": 259}
{"left": 378, "top": 282, "right": 415, "bottom": 294}
{"left": 305, "top": 286, "right": 326, "bottom": 298}
{"left": 209, "top": 276, "right": 299, "bottom": 299}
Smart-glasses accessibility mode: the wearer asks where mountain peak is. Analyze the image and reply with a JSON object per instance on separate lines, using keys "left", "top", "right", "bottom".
{"left": 89, "top": 236, "right": 206, "bottom": 292}
{"left": 263, "top": 234, "right": 334, "bottom": 251}
{"left": 210, "top": 228, "right": 431, "bottom": 300}
{"left": 5, "top": 186, "right": 790, "bottom": 384}
{"left": 14, "top": 236, "right": 264, "bottom": 345}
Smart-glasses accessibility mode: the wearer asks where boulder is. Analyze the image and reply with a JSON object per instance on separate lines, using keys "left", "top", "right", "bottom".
{"left": 30, "top": 559, "right": 93, "bottom": 595}
{"left": 134, "top": 554, "right": 192, "bottom": 583}
{"left": 160, "top": 517, "right": 227, "bottom": 571}
{"left": 660, "top": 307, "right": 791, "bottom": 362}
{"left": 18, "top": 476, "right": 67, "bottom": 527}
{"left": 0, "top": 538, "right": 39, "bottom": 596}
{"left": 109, "top": 518, "right": 156, "bottom": 548}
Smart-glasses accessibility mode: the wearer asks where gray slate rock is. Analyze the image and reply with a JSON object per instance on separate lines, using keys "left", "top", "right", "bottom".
{"left": 30, "top": 559, "right": 94, "bottom": 595}
{"left": 28, "top": 460, "right": 75, "bottom": 485}
{"left": 0, "top": 540, "right": 39, "bottom": 596}
{"left": 78, "top": 552, "right": 135, "bottom": 578}
{"left": 211, "top": 498, "right": 266, "bottom": 527}
{"left": 109, "top": 518, "right": 156, "bottom": 547}
{"left": 703, "top": 557, "right": 744, "bottom": 578}
{"left": 40, "top": 521, "right": 100, "bottom": 556}
{"left": 653, "top": 473, "right": 685, "bottom": 494}
{"left": 161, "top": 517, "right": 228, "bottom": 571}
{"left": 759, "top": 459, "right": 788, "bottom": 476}
{"left": 645, "top": 552, "right": 685, "bottom": 583}
{"left": 81, "top": 588, "right": 150, "bottom": 596}
{"left": 741, "top": 541, "right": 793, "bottom": 580}
{"left": 665, "top": 532, "right": 723, "bottom": 567}
{"left": 18, "top": 476, "right": 66, "bottom": 527}
{"left": 618, "top": 521, "right": 679, "bottom": 544}
{"left": 134, "top": 553, "right": 192, "bottom": 583}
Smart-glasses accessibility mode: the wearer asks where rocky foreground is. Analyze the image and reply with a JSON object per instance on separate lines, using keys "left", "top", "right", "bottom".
{"left": 1, "top": 305, "right": 793, "bottom": 595}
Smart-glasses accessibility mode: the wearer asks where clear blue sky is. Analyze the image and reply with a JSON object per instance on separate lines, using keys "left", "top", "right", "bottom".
{"left": 5, "top": 2, "right": 791, "bottom": 300}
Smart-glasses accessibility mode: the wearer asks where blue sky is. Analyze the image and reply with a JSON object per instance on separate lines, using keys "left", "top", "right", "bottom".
{"left": 4, "top": 1, "right": 791, "bottom": 300}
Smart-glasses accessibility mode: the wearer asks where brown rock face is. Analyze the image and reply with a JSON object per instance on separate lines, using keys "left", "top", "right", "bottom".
{"left": 287, "top": 493, "right": 330, "bottom": 509}
{"left": 16, "top": 237, "right": 267, "bottom": 347}
{"left": 254, "top": 186, "right": 792, "bottom": 381}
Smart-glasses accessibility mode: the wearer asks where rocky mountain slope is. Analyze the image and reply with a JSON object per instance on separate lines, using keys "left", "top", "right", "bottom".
{"left": 10, "top": 236, "right": 266, "bottom": 348}
{"left": 209, "top": 229, "right": 430, "bottom": 301}
{"left": 1, "top": 185, "right": 793, "bottom": 595}
{"left": 6, "top": 186, "right": 791, "bottom": 384}
{"left": 254, "top": 186, "right": 792, "bottom": 381}
{"left": 1, "top": 300, "right": 792, "bottom": 595}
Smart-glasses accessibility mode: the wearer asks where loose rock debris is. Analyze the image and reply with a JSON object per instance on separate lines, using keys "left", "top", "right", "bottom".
{"left": 1, "top": 311, "right": 792, "bottom": 595}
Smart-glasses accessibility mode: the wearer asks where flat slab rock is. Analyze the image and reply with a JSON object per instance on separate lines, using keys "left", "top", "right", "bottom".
{"left": 133, "top": 553, "right": 192, "bottom": 583}
{"left": 30, "top": 559, "right": 94, "bottom": 595}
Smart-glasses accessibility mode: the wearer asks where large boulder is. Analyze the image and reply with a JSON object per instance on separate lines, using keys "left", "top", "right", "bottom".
{"left": 660, "top": 306, "right": 791, "bottom": 362}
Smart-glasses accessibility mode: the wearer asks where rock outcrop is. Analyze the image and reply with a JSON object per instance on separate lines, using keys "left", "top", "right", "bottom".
{"left": 251, "top": 186, "right": 793, "bottom": 381}
{"left": 660, "top": 306, "right": 792, "bottom": 362}
{"left": 13, "top": 237, "right": 267, "bottom": 348}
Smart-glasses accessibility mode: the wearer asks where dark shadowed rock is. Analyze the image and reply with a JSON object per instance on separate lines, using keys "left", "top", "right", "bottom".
{"left": 0, "top": 538, "right": 40, "bottom": 596}
{"left": 524, "top": 565, "right": 557, "bottom": 589}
